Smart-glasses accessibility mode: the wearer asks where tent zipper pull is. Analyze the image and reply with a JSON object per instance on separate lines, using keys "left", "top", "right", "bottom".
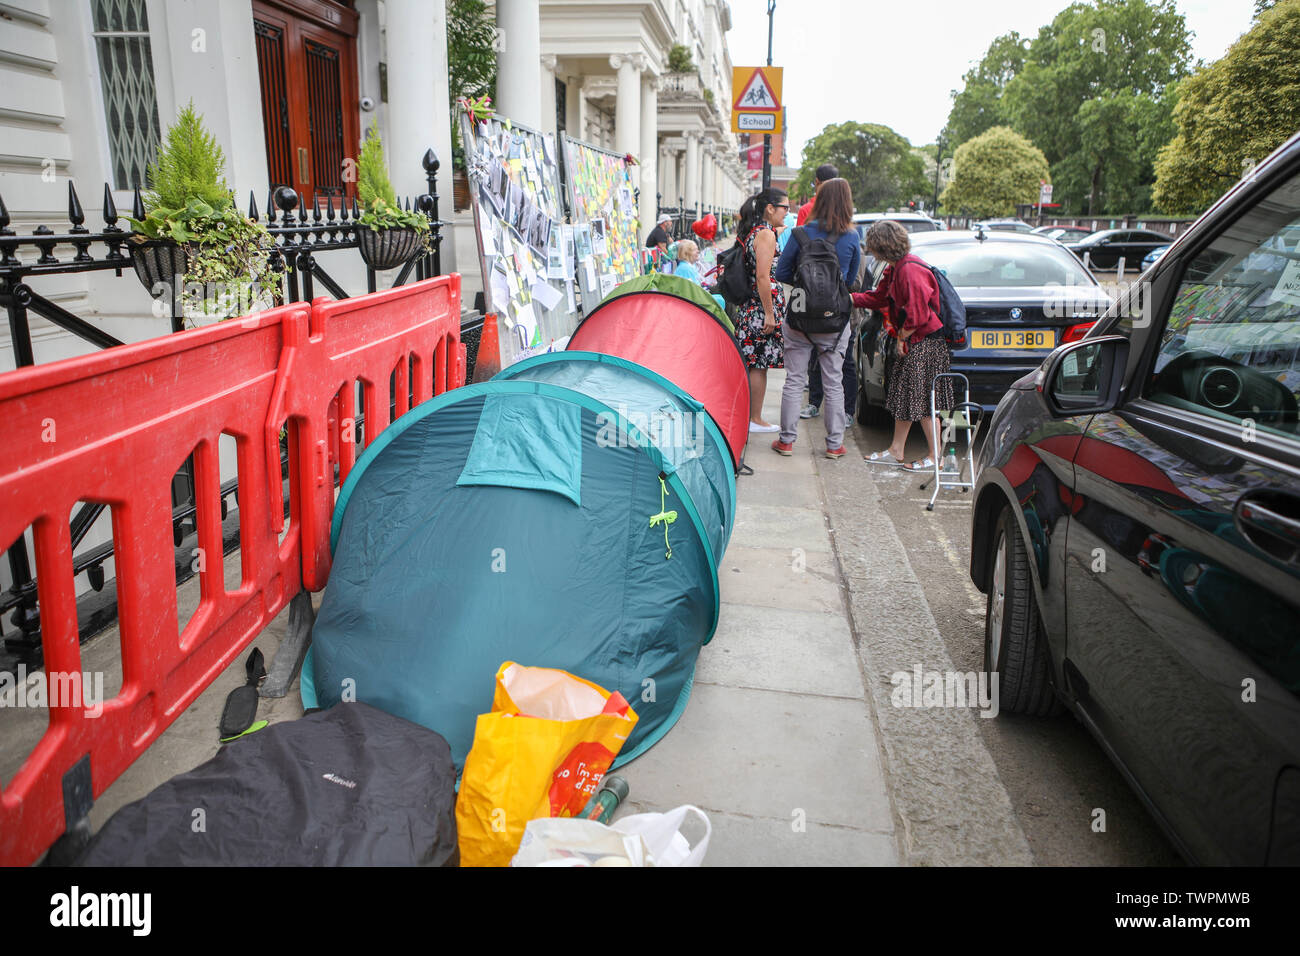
{"left": 649, "top": 475, "right": 677, "bottom": 559}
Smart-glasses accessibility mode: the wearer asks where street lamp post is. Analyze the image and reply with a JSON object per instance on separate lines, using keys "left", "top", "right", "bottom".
{"left": 762, "top": 0, "right": 775, "bottom": 191}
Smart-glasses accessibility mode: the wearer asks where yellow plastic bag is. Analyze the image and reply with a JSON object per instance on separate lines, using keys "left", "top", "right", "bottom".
{"left": 456, "top": 661, "right": 639, "bottom": 867}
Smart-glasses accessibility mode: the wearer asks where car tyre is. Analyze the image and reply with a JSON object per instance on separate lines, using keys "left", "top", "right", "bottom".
{"left": 855, "top": 379, "right": 891, "bottom": 427}
{"left": 984, "top": 504, "right": 1063, "bottom": 716}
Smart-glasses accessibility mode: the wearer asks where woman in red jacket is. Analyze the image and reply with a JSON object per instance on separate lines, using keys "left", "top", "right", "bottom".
{"left": 851, "top": 220, "right": 954, "bottom": 470}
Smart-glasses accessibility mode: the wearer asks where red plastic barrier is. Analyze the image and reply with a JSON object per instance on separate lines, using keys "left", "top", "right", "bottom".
{"left": 0, "top": 275, "right": 464, "bottom": 866}
{"left": 266, "top": 276, "right": 464, "bottom": 590}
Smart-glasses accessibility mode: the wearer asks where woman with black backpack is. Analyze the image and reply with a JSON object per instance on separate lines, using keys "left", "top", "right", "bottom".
{"left": 772, "top": 178, "right": 860, "bottom": 459}
{"left": 730, "top": 187, "right": 789, "bottom": 434}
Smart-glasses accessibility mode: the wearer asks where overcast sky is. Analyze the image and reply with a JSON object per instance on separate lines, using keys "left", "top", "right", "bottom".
{"left": 725, "top": 0, "right": 1259, "bottom": 165}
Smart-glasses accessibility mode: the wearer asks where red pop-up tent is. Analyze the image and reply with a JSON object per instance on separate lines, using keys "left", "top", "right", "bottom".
{"left": 568, "top": 273, "right": 749, "bottom": 469}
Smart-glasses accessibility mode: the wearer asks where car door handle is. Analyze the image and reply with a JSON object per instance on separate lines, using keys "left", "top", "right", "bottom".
{"left": 1235, "top": 493, "right": 1300, "bottom": 564}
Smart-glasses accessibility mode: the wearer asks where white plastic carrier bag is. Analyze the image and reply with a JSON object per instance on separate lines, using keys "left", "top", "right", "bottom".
{"left": 511, "top": 805, "right": 711, "bottom": 867}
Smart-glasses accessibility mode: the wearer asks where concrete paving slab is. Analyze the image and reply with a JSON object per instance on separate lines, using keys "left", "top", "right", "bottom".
{"left": 617, "top": 683, "right": 894, "bottom": 834}
{"left": 618, "top": 800, "right": 898, "bottom": 866}
{"left": 719, "top": 546, "right": 844, "bottom": 614}
{"left": 729, "top": 504, "right": 831, "bottom": 553}
{"left": 702, "top": 603, "right": 863, "bottom": 698}
{"left": 735, "top": 467, "right": 824, "bottom": 508}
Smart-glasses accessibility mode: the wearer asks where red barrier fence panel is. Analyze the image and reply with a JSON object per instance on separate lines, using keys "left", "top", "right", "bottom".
{"left": 269, "top": 274, "right": 464, "bottom": 591}
{"left": 0, "top": 304, "right": 307, "bottom": 867}
{"left": 0, "top": 273, "right": 465, "bottom": 865}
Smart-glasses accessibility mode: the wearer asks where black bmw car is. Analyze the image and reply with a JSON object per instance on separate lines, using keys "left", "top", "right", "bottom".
{"left": 969, "top": 131, "right": 1300, "bottom": 865}
{"left": 854, "top": 230, "right": 1113, "bottom": 423}
{"left": 1065, "top": 227, "right": 1172, "bottom": 270}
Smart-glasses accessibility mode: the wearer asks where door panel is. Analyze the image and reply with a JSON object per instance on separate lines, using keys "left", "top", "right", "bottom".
{"left": 1065, "top": 410, "right": 1299, "bottom": 863}
{"left": 1064, "top": 170, "right": 1300, "bottom": 863}
{"left": 252, "top": 0, "right": 359, "bottom": 202}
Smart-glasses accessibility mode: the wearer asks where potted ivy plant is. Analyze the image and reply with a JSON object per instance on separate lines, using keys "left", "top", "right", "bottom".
{"left": 127, "top": 102, "right": 273, "bottom": 322}
{"left": 356, "top": 121, "right": 432, "bottom": 270}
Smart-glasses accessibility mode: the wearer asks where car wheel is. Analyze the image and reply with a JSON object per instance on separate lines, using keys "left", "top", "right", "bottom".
{"left": 855, "top": 386, "right": 890, "bottom": 427}
{"left": 985, "top": 505, "right": 1063, "bottom": 716}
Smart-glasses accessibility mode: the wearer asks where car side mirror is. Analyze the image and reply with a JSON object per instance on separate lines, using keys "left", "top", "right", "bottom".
{"left": 1039, "top": 335, "right": 1129, "bottom": 417}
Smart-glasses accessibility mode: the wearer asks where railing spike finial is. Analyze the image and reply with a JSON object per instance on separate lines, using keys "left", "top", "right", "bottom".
{"left": 352, "top": 197, "right": 360, "bottom": 220}
{"left": 132, "top": 185, "right": 146, "bottom": 221}
{"left": 266, "top": 188, "right": 277, "bottom": 224}
{"left": 273, "top": 185, "right": 298, "bottom": 219}
{"left": 312, "top": 195, "right": 322, "bottom": 222}
{"left": 248, "top": 190, "right": 259, "bottom": 221}
{"left": 404, "top": 196, "right": 411, "bottom": 212}
{"left": 325, "top": 193, "right": 336, "bottom": 221}
{"left": 422, "top": 148, "right": 439, "bottom": 174}
{"left": 67, "top": 181, "right": 85, "bottom": 226}
{"left": 102, "top": 183, "right": 118, "bottom": 226}
{"left": 0, "top": 190, "right": 11, "bottom": 231}
{"left": 340, "top": 195, "right": 350, "bottom": 221}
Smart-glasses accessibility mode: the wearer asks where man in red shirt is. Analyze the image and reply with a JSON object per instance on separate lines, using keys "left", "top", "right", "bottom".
{"left": 796, "top": 164, "right": 839, "bottom": 226}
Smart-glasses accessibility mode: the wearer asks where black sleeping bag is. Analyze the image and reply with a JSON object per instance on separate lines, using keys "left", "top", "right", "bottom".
{"left": 78, "top": 702, "right": 458, "bottom": 866}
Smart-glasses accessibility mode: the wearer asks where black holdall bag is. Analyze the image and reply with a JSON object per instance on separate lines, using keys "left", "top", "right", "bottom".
{"left": 77, "top": 702, "right": 459, "bottom": 866}
{"left": 787, "top": 227, "right": 852, "bottom": 335}
{"left": 716, "top": 230, "right": 753, "bottom": 306}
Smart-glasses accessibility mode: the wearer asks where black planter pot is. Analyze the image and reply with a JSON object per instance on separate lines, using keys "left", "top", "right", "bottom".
{"left": 358, "top": 226, "right": 423, "bottom": 271}
{"left": 130, "top": 238, "right": 188, "bottom": 295}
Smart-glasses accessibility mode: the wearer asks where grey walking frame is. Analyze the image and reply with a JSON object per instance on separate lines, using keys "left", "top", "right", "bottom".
{"left": 919, "top": 372, "right": 983, "bottom": 511}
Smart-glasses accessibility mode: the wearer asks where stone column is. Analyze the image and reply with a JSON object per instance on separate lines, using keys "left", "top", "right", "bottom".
{"left": 565, "top": 73, "right": 582, "bottom": 137}
{"left": 610, "top": 53, "right": 643, "bottom": 159}
{"left": 386, "top": 0, "right": 455, "bottom": 270}
{"left": 495, "top": 0, "right": 541, "bottom": 126}
{"left": 639, "top": 72, "right": 658, "bottom": 241}
{"left": 684, "top": 132, "right": 699, "bottom": 219}
{"left": 703, "top": 148, "right": 715, "bottom": 216}
{"left": 539, "top": 54, "right": 558, "bottom": 136}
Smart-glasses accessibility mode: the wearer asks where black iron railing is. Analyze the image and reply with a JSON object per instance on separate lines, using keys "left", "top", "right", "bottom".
{"left": 0, "top": 150, "right": 449, "bottom": 670}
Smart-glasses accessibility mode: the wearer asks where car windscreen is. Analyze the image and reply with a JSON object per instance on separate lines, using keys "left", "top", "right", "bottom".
{"left": 919, "top": 242, "right": 1095, "bottom": 288}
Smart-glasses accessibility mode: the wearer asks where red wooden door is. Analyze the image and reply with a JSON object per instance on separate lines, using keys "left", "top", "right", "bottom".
{"left": 252, "top": 0, "right": 360, "bottom": 203}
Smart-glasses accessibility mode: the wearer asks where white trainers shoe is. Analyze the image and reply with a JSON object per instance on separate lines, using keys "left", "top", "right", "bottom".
{"left": 799, "top": 404, "right": 819, "bottom": 419}
{"left": 748, "top": 421, "right": 780, "bottom": 433}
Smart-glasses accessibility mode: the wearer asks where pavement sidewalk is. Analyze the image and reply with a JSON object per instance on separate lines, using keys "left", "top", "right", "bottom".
{"left": 615, "top": 369, "right": 898, "bottom": 865}
{"left": 76, "top": 369, "right": 1031, "bottom": 866}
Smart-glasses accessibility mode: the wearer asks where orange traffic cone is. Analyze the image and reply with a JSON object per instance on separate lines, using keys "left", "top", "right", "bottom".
{"left": 475, "top": 312, "right": 501, "bottom": 382}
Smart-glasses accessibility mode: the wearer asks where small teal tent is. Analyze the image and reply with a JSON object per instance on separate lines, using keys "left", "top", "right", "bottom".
{"left": 304, "top": 339, "right": 740, "bottom": 768}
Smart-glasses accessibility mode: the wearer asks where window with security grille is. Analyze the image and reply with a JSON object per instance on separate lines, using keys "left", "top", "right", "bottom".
{"left": 91, "top": 0, "right": 162, "bottom": 190}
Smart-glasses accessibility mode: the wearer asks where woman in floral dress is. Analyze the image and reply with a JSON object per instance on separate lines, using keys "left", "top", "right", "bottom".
{"left": 733, "top": 187, "right": 789, "bottom": 433}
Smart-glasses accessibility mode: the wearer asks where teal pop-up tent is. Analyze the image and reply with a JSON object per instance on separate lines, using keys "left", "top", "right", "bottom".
{"left": 303, "top": 346, "right": 738, "bottom": 769}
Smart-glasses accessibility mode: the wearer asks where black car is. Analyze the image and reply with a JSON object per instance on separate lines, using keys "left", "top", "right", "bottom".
{"left": 854, "top": 231, "right": 1111, "bottom": 422}
{"left": 969, "top": 131, "right": 1300, "bottom": 865}
{"left": 1066, "top": 228, "right": 1171, "bottom": 270}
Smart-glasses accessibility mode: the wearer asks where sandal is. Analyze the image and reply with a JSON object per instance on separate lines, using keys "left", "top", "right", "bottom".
{"left": 864, "top": 450, "right": 907, "bottom": 466}
{"left": 905, "top": 457, "right": 936, "bottom": 472}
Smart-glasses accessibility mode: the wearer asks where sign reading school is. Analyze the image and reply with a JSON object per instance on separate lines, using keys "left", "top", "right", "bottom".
{"left": 731, "top": 66, "right": 782, "bottom": 135}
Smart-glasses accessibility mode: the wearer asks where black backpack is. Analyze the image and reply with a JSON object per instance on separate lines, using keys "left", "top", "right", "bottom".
{"left": 716, "top": 232, "right": 752, "bottom": 306}
{"left": 900, "top": 256, "right": 968, "bottom": 350}
{"left": 787, "top": 227, "right": 851, "bottom": 335}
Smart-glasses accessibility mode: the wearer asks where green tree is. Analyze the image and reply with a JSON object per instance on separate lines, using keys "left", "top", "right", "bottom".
{"left": 143, "top": 101, "right": 230, "bottom": 213}
{"left": 667, "top": 44, "right": 695, "bottom": 73}
{"left": 448, "top": 0, "right": 497, "bottom": 158}
{"left": 793, "top": 122, "right": 928, "bottom": 212}
{"left": 449, "top": 0, "right": 496, "bottom": 104}
{"left": 1153, "top": 0, "right": 1300, "bottom": 214}
{"left": 945, "top": 32, "right": 1028, "bottom": 149}
{"left": 1001, "top": 0, "right": 1191, "bottom": 213}
{"left": 940, "top": 126, "right": 1050, "bottom": 217}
